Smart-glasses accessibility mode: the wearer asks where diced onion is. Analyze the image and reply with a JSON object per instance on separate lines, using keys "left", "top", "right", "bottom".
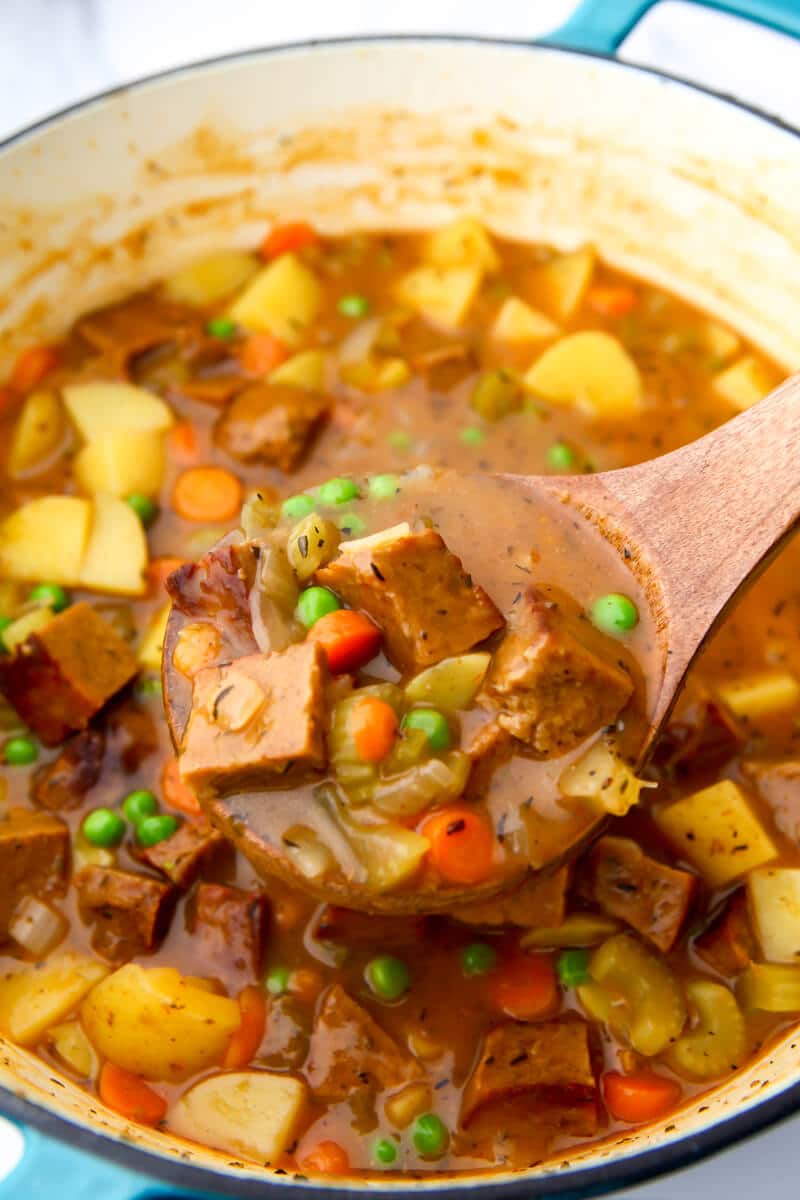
{"left": 282, "top": 826, "right": 335, "bottom": 880}
{"left": 337, "top": 316, "right": 382, "bottom": 365}
{"left": 9, "top": 896, "right": 67, "bottom": 958}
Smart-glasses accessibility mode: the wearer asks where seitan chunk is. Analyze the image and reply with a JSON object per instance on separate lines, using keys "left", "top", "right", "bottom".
{"left": 180, "top": 642, "right": 328, "bottom": 795}
{"left": 135, "top": 820, "right": 226, "bottom": 888}
{"left": 742, "top": 759, "right": 800, "bottom": 846}
{"left": 306, "top": 984, "right": 423, "bottom": 1101}
{"left": 316, "top": 527, "right": 504, "bottom": 674}
{"left": 31, "top": 729, "right": 105, "bottom": 811}
{"left": 214, "top": 383, "right": 329, "bottom": 472}
{"left": 453, "top": 867, "right": 569, "bottom": 928}
{"left": 74, "top": 865, "right": 177, "bottom": 962}
{"left": 76, "top": 295, "right": 200, "bottom": 371}
{"left": 580, "top": 835, "right": 695, "bottom": 953}
{"left": 313, "top": 905, "right": 427, "bottom": 947}
{"left": 0, "top": 603, "right": 137, "bottom": 746}
{"left": 478, "top": 588, "right": 633, "bottom": 756}
{"left": 106, "top": 701, "right": 159, "bottom": 773}
{"left": 461, "top": 1018, "right": 597, "bottom": 1132}
{"left": 0, "top": 809, "right": 69, "bottom": 939}
{"left": 654, "top": 690, "right": 744, "bottom": 775}
{"left": 191, "top": 883, "right": 269, "bottom": 979}
{"left": 694, "top": 890, "right": 755, "bottom": 976}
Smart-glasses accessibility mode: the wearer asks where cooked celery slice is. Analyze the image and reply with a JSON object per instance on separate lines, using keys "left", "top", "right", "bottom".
{"left": 667, "top": 980, "right": 745, "bottom": 1079}
{"left": 521, "top": 913, "right": 619, "bottom": 949}
{"left": 738, "top": 962, "right": 800, "bottom": 1012}
{"left": 405, "top": 654, "right": 491, "bottom": 711}
{"left": 578, "top": 934, "right": 686, "bottom": 1056}
{"left": 372, "top": 751, "right": 470, "bottom": 818}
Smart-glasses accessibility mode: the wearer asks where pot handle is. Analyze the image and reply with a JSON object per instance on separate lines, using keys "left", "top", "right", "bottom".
{"left": 542, "top": 0, "right": 800, "bottom": 54}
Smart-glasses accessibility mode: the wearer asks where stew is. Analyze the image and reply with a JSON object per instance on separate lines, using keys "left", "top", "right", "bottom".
{"left": 0, "top": 220, "right": 796, "bottom": 1177}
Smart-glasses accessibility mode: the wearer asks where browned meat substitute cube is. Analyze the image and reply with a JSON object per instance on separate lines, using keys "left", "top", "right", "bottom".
{"left": 453, "top": 866, "right": 569, "bottom": 928}
{"left": 316, "top": 526, "right": 505, "bottom": 674}
{"left": 461, "top": 1018, "right": 598, "bottom": 1134}
{"left": 306, "top": 984, "right": 423, "bottom": 1101}
{"left": 191, "top": 883, "right": 269, "bottom": 978}
{"left": 76, "top": 295, "right": 201, "bottom": 371}
{"left": 214, "top": 383, "right": 329, "bottom": 472}
{"left": 31, "top": 729, "right": 105, "bottom": 811}
{"left": 742, "top": 758, "right": 800, "bottom": 846}
{"left": 0, "top": 603, "right": 137, "bottom": 746}
{"left": 694, "top": 890, "right": 756, "bottom": 976}
{"left": 580, "top": 835, "right": 696, "bottom": 953}
{"left": 478, "top": 588, "right": 633, "bottom": 756}
{"left": 179, "top": 641, "right": 328, "bottom": 795}
{"left": 136, "top": 820, "right": 227, "bottom": 888}
{"left": 74, "top": 865, "right": 178, "bottom": 962}
{"left": 0, "top": 809, "right": 69, "bottom": 938}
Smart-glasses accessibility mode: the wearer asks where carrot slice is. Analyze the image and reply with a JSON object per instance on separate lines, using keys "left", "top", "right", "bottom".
{"left": 420, "top": 807, "right": 495, "bottom": 885}
{"left": 488, "top": 953, "right": 558, "bottom": 1020}
{"left": 586, "top": 285, "right": 638, "bottom": 317}
{"left": 237, "top": 332, "right": 288, "bottom": 375}
{"left": 146, "top": 555, "right": 186, "bottom": 598}
{"left": 307, "top": 609, "right": 382, "bottom": 674}
{"left": 260, "top": 221, "right": 318, "bottom": 260}
{"left": 9, "top": 344, "right": 61, "bottom": 392}
{"left": 350, "top": 695, "right": 398, "bottom": 762}
{"left": 223, "top": 984, "right": 267, "bottom": 1069}
{"left": 603, "top": 1070, "right": 682, "bottom": 1123}
{"left": 161, "top": 757, "right": 202, "bottom": 816}
{"left": 0, "top": 387, "right": 16, "bottom": 416}
{"left": 299, "top": 1140, "right": 350, "bottom": 1175}
{"left": 99, "top": 1062, "right": 167, "bottom": 1126}
{"left": 168, "top": 421, "right": 200, "bottom": 464}
{"left": 172, "top": 466, "right": 242, "bottom": 523}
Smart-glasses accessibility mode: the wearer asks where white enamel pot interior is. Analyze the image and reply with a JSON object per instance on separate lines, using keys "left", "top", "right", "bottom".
{"left": 2, "top": 35, "right": 800, "bottom": 1200}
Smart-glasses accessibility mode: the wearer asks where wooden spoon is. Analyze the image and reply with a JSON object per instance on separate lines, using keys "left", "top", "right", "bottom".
{"left": 162, "top": 373, "right": 800, "bottom": 912}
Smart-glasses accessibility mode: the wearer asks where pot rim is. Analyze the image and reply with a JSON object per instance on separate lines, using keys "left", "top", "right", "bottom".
{"left": 1, "top": 30, "right": 799, "bottom": 1199}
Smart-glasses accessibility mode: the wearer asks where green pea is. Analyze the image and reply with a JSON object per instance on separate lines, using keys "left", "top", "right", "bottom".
{"left": 0, "top": 616, "right": 12, "bottom": 652}
{"left": 591, "top": 592, "right": 639, "bottom": 635}
{"left": 206, "top": 316, "right": 237, "bottom": 340}
{"left": 546, "top": 442, "right": 575, "bottom": 471}
{"left": 281, "top": 494, "right": 316, "bottom": 522}
{"left": 373, "top": 1138, "right": 398, "bottom": 1166}
{"left": 459, "top": 426, "right": 484, "bottom": 447}
{"left": 337, "top": 294, "right": 370, "bottom": 319}
{"left": 557, "top": 948, "right": 591, "bottom": 988}
{"left": 3, "top": 735, "right": 38, "bottom": 766}
{"left": 122, "top": 789, "right": 159, "bottom": 824}
{"left": 137, "top": 814, "right": 179, "bottom": 848}
{"left": 125, "top": 493, "right": 159, "bottom": 527}
{"left": 318, "top": 477, "right": 359, "bottom": 506}
{"left": 412, "top": 1113, "right": 448, "bottom": 1158}
{"left": 83, "top": 807, "right": 126, "bottom": 847}
{"left": 297, "top": 586, "right": 341, "bottom": 629}
{"left": 337, "top": 512, "right": 366, "bottom": 538}
{"left": 136, "top": 676, "right": 163, "bottom": 699}
{"left": 368, "top": 474, "right": 400, "bottom": 500}
{"left": 28, "top": 583, "right": 70, "bottom": 612}
{"left": 387, "top": 430, "right": 412, "bottom": 453}
{"left": 365, "top": 954, "right": 410, "bottom": 1001}
{"left": 402, "top": 709, "right": 451, "bottom": 752}
{"left": 265, "top": 965, "right": 290, "bottom": 996}
{"left": 461, "top": 942, "right": 497, "bottom": 977}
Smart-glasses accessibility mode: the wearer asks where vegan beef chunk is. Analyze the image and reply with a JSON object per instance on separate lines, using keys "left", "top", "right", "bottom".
{"left": 654, "top": 690, "right": 744, "bottom": 775}
{"left": 694, "top": 890, "right": 756, "bottom": 975}
{"left": 478, "top": 588, "right": 633, "bottom": 756}
{"left": 742, "top": 758, "right": 800, "bottom": 846}
{"left": 191, "top": 883, "right": 269, "bottom": 978}
{"left": 0, "top": 603, "right": 137, "bottom": 746}
{"left": 135, "top": 820, "right": 226, "bottom": 888}
{"left": 31, "top": 729, "right": 105, "bottom": 811}
{"left": 214, "top": 382, "right": 329, "bottom": 472}
{"left": 179, "top": 641, "right": 328, "bottom": 795}
{"left": 461, "top": 1019, "right": 598, "bottom": 1134}
{"left": 76, "top": 295, "right": 200, "bottom": 372}
{"left": 74, "top": 865, "right": 178, "bottom": 962}
{"left": 0, "top": 810, "right": 69, "bottom": 938}
{"left": 316, "top": 527, "right": 505, "bottom": 674}
{"left": 306, "top": 984, "right": 423, "bottom": 1101}
{"left": 580, "top": 835, "right": 695, "bottom": 953}
{"left": 453, "top": 866, "right": 569, "bottom": 928}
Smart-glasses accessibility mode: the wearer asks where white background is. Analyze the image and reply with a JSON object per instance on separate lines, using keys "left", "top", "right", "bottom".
{"left": 0, "top": 1, "right": 799, "bottom": 1195}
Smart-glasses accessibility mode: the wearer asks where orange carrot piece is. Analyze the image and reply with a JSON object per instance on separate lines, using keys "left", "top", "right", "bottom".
{"left": 0, "top": 387, "right": 16, "bottom": 416}
{"left": 168, "top": 421, "right": 200, "bottom": 464}
{"left": 9, "top": 344, "right": 61, "bottom": 392}
{"left": 349, "top": 695, "right": 398, "bottom": 762}
{"left": 260, "top": 221, "right": 318, "bottom": 260}
{"left": 172, "top": 466, "right": 243, "bottom": 523}
{"left": 307, "top": 609, "right": 382, "bottom": 674}
{"left": 420, "top": 807, "right": 495, "bottom": 885}
{"left": 146, "top": 555, "right": 186, "bottom": 598}
{"left": 237, "top": 332, "right": 288, "bottom": 375}
{"left": 603, "top": 1070, "right": 682, "bottom": 1123}
{"left": 488, "top": 953, "right": 558, "bottom": 1020}
{"left": 223, "top": 984, "right": 267, "bottom": 1069}
{"left": 587, "top": 285, "right": 638, "bottom": 317}
{"left": 161, "top": 757, "right": 202, "bottom": 816}
{"left": 98, "top": 1062, "right": 167, "bottom": 1126}
{"left": 299, "top": 1140, "right": 350, "bottom": 1175}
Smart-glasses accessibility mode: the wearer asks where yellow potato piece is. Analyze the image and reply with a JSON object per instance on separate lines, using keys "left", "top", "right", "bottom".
{"left": 0, "top": 954, "right": 108, "bottom": 1046}
{"left": 521, "top": 913, "right": 619, "bottom": 949}
{"left": 229, "top": 253, "right": 322, "bottom": 344}
{"left": 712, "top": 355, "right": 779, "bottom": 410}
{"left": 47, "top": 1020, "right": 98, "bottom": 1079}
{"left": 63, "top": 382, "right": 174, "bottom": 440}
{"left": 74, "top": 430, "right": 166, "bottom": 498}
{"left": 528, "top": 246, "right": 595, "bottom": 321}
{"left": 81, "top": 964, "right": 241, "bottom": 1081}
{"left": 269, "top": 348, "right": 326, "bottom": 390}
{"left": 137, "top": 602, "right": 171, "bottom": 672}
{"left": 559, "top": 739, "right": 654, "bottom": 816}
{"left": 424, "top": 218, "right": 500, "bottom": 272}
{"left": 716, "top": 669, "right": 800, "bottom": 718}
{"left": 701, "top": 320, "right": 740, "bottom": 362}
{"left": 655, "top": 779, "right": 777, "bottom": 886}
{"left": 341, "top": 356, "right": 411, "bottom": 393}
{"left": 8, "top": 390, "right": 65, "bottom": 479}
{"left": 525, "top": 331, "right": 643, "bottom": 417}
{"left": 0, "top": 496, "right": 92, "bottom": 585}
{"left": 169, "top": 1071, "right": 308, "bottom": 1164}
{"left": 79, "top": 494, "right": 148, "bottom": 596}
{"left": 394, "top": 265, "right": 482, "bottom": 328}
{"left": 748, "top": 868, "right": 800, "bottom": 964}
{"left": 491, "top": 296, "right": 560, "bottom": 344}
{"left": 163, "top": 250, "right": 259, "bottom": 306}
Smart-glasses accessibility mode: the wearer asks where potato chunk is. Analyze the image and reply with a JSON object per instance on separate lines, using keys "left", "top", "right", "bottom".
{"left": 0, "top": 496, "right": 92, "bottom": 585}
{"left": 74, "top": 430, "right": 166, "bottom": 498}
{"left": 169, "top": 1071, "right": 308, "bottom": 1164}
{"left": 525, "top": 331, "right": 643, "bottom": 418}
{"left": 163, "top": 250, "right": 259, "bottom": 306}
{"left": 63, "top": 382, "right": 174, "bottom": 439}
{"left": 79, "top": 494, "right": 148, "bottom": 596}
{"left": 424, "top": 218, "right": 500, "bottom": 272}
{"left": 716, "top": 669, "right": 800, "bottom": 719}
{"left": 527, "top": 246, "right": 595, "bottom": 321}
{"left": 229, "top": 253, "right": 321, "bottom": 344}
{"left": 8, "top": 390, "right": 65, "bottom": 479}
{"left": 491, "top": 297, "right": 560, "bottom": 344}
{"left": 394, "top": 264, "right": 482, "bottom": 327}
{"left": 712, "top": 355, "right": 779, "bottom": 410}
{"left": 655, "top": 779, "right": 777, "bottom": 886}
{"left": 270, "top": 348, "right": 326, "bottom": 390}
{"left": 0, "top": 954, "right": 108, "bottom": 1045}
{"left": 81, "top": 963, "right": 241, "bottom": 1081}
{"left": 748, "top": 868, "right": 800, "bottom": 963}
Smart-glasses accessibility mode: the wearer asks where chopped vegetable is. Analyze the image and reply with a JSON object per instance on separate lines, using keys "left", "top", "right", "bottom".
{"left": 385, "top": 1081, "right": 432, "bottom": 1129}
{"left": 394, "top": 265, "right": 482, "bottom": 327}
{"left": 521, "top": 914, "right": 620, "bottom": 949}
{"left": 712, "top": 355, "right": 778, "bottom": 410}
{"left": 738, "top": 962, "right": 800, "bottom": 1012}
{"left": 0, "top": 496, "right": 92, "bottom": 586}
{"left": 422, "top": 807, "right": 494, "bottom": 885}
{"left": 47, "top": 1020, "right": 96, "bottom": 1079}
{"left": 488, "top": 953, "right": 558, "bottom": 1019}
{"left": 281, "top": 493, "right": 316, "bottom": 522}
{"left": 63, "top": 382, "right": 174, "bottom": 440}
{"left": 559, "top": 739, "right": 653, "bottom": 817}
{"left": 491, "top": 296, "right": 560, "bottom": 344}
{"left": 161, "top": 758, "right": 202, "bottom": 816}
{"left": 0, "top": 607, "right": 53, "bottom": 653}
{"left": 0, "top": 954, "right": 108, "bottom": 1044}
{"left": 528, "top": 246, "right": 595, "bottom": 321}
{"left": 590, "top": 592, "right": 639, "bottom": 634}
{"left": 270, "top": 348, "right": 326, "bottom": 390}
{"left": 297, "top": 586, "right": 342, "bottom": 629}
{"left": 350, "top": 696, "right": 399, "bottom": 763}
{"left": 137, "top": 603, "right": 171, "bottom": 672}
{"left": 29, "top": 583, "right": 70, "bottom": 612}
{"left": 299, "top": 1140, "right": 350, "bottom": 1175}
{"left": 99, "top": 1062, "right": 167, "bottom": 1126}
{"left": 307, "top": 608, "right": 382, "bottom": 673}
{"left": 173, "top": 466, "right": 242, "bottom": 523}
{"left": 405, "top": 654, "right": 491, "bottom": 710}
{"left": 470, "top": 369, "right": 524, "bottom": 421}
{"left": 462, "top": 942, "right": 497, "bottom": 976}
{"left": 667, "top": 980, "right": 745, "bottom": 1079}
{"left": 266, "top": 966, "right": 291, "bottom": 996}
{"left": 525, "top": 331, "right": 643, "bottom": 418}
{"left": 229, "top": 253, "right": 322, "bottom": 344}
{"left": 402, "top": 708, "right": 451, "bottom": 751}
{"left": 9, "top": 344, "right": 61, "bottom": 392}
{"left": 8, "top": 390, "right": 65, "bottom": 479}
{"left": 655, "top": 779, "right": 777, "bottom": 886}
{"left": 170, "top": 1070, "right": 309, "bottom": 1164}
{"left": 237, "top": 331, "right": 288, "bottom": 375}
{"left": 260, "top": 221, "right": 318, "bottom": 260}
{"left": 578, "top": 934, "right": 686, "bottom": 1056}
{"left": 223, "top": 985, "right": 267, "bottom": 1068}
{"left": 747, "top": 868, "right": 800, "bottom": 963}
{"left": 715, "top": 669, "right": 800, "bottom": 718}
{"left": 373, "top": 754, "right": 470, "bottom": 817}
{"left": 587, "top": 285, "right": 638, "bottom": 317}
{"left": 366, "top": 954, "right": 411, "bottom": 1001}
{"left": 287, "top": 513, "right": 341, "bottom": 581}
{"left": 79, "top": 494, "right": 148, "bottom": 596}
{"left": 163, "top": 251, "right": 259, "bottom": 306}
{"left": 424, "top": 218, "right": 499, "bottom": 272}
{"left": 9, "top": 896, "right": 67, "bottom": 957}
{"left": 603, "top": 1070, "right": 681, "bottom": 1123}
